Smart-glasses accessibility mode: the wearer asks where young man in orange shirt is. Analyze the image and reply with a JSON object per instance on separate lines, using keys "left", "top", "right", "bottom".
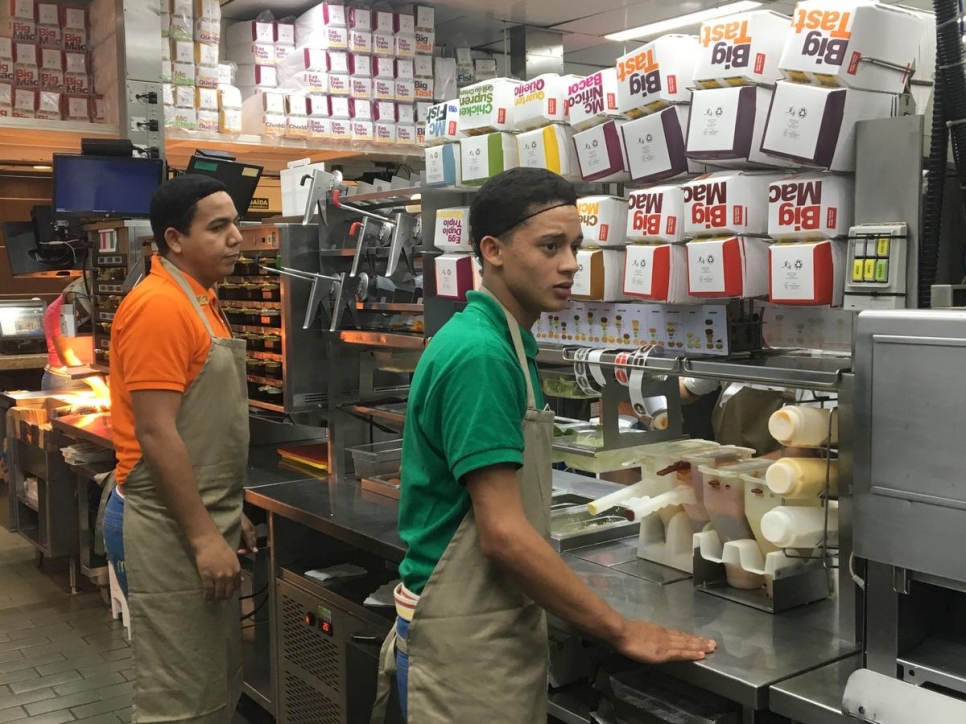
{"left": 103, "top": 174, "right": 255, "bottom": 723}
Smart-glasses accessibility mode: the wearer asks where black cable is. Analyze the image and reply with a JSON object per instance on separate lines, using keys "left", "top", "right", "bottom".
{"left": 240, "top": 592, "right": 268, "bottom": 621}
{"left": 240, "top": 584, "right": 268, "bottom": 600}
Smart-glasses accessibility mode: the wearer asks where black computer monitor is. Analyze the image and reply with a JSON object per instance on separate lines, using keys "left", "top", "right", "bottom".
{"left": 186, "top": 153, "right": 263, "bottom": 218}
{"left": 2, "top": 221, "right": 82, "bottom": 278}
{"left": 52, "top": 154, "right": 166, "bottom": 219}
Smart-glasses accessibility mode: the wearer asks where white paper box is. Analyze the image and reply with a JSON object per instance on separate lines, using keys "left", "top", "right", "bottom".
{"left": 459, "top": 132, "right": 519, "bottom": 186}
{"left": 621, "top": 104, "right": 700, "bottom": 184}
{"left": 425, "top": 143, "right": 461, "bottom": 187}
{"left": 371, "top": 79, "right": 392, "bottom": 100}
{"left": 616, "top": 35, "right": 698, "bottom": 119}
{"left": 279, "top": 47, "right": 326, "bottom": 74}
{"left": 415, "top": 30, "right": 433, "bottom": 55}
{"left": 374, "top": 122, "right": 396, "bottom": 143}
{"left": 573, "top": 249, "right": 628, "bottom": 301}
{"left": 694, "top": 10, "right": 791, "bottom": 88}
{"left": 768, "top": 173, "right": 853, "bottom": 240}
{"left": 769, "top": 239, "right": 845, "bottom": 305}
{"left": 434, "top": 56, "right": 457, "bottom": 100}
{"left": 573, "top": 119, "right": 629, "bottom": 183}
{"left": 412, "top": 5, "right": 434, "bottom": 31}
{"left": 779, "top": 0, "right": 928, "bottom": 94}
{"left": 425, "top": 100, "right": 461, "bottom": 145}
{"left": 285, "top": 115, "right": 309, "bottom": 138}
{"left": 686, "top": 236, "right": 770, "bottom": 297}
{"left": 275, "top": 22, "right": 295, "bottom": 46}
{"left": 196, "top": 86, "right": 218, "bottom": 111}
{"left": 414, "top": 56, "right": 433, "bottom": 79}
{"left": 626, "top": 185, "right": 686, "bottom": 243}
{"left": 326, "top": 50, "right": 349, "bottom": 74}
{"left": 396, "top": 124, "right": 416, "bottom": 144}
{"left": 350, "top": 97, "right": 372, "bottom": 120}
{"left": 578, "top": 196, "right": 629, "bottom": 247}
{"left": 434, "top": 207, "right": 472, "bottom": 252}
{"left": 349, "top": 7, "right": 372, "bottom": 31}
{"left": 395, "top": 58, "right": 414, "bottom": 80}
{"left": 329, "top": 95, "right": 350, "bottom": 119}
{"left": 308, "top": 117, "right": 329, "bottom": 138}
{"left": 280, "top": 159, "right": 326, "bottom": 216}
{"left": 374, "top": 10, "right": 393, "bottom": 34}
{"left": 329, "top": 118, "right": 352, "bottom": 139}
{"left": 414, "top": 78, "right": 433, "bottom": 101}
{"left": 436, "top": 253, "right": 481, "bottom": 302}
{"left": 352, "top": 120, "right": 373, "bottom": 140}
{"left": 227, "top": 21, "right": 273, "bottom": 46}
{"left": 242, "top": 109, "right": 286, "bottom": 136}
{"left": 0, "top": 37, "right": 11, "bottom": 59}
{"left": 348, "top": 53, "right": 371, "bottom": 78}
{"left": 236, "top": 64, "right": 276, "bottom": 88}
{"left": 760, "top": 81, "right": 897, "bottom": 172}
{"left": 414, "top": 101, "right": 431, "bottom": 123}
{"left": 512, "top": 73, "right": 576, "bottom": 131}
{"left": 374, "top": 100, "right": 395, "bottom": 121}
{"left": 372, "top": 56, "right": 394, "bottom": 79}
{"left": 328, "top": 73, "right": 350, "bottom": 95}
{"left": 458, "top": 78, "right": 520, "bottom": 135}
{"left": 682, "top": 171, "right": 786, "bottom": 238}
{"left": 307, "top": 94, "right": 329, "bottom": 117}
{"left": 296, "top": 3, "right": 346, "bottom": 32}
{"left": 398, "top": 103, "right": 414, "bottom": 124}
{"left": 624, "top": 244, "right": 700, "bottom": 303}
{"left": 687, "top": 85, "right": 797, "bottom": 169}
{"left": 395, "top": 80, "right": 414, "bottom": 103}
{"left": 349, "top": 29, "right": 371, "bottom": 54}
{"left": 516, "top": 125, "right": 580, "bottom": 180}
{"left": 226, "top": 42, "right": 274, "bottom": 66}
{"left": 350, "top": 77, "right": 372, "bottom": 99}
{"left": 395, "top": 13, "right": 415, "bottom": 36}
{"left": 395, "top": 34, "right": 416, "bottom": 58}
{"left": 280, "top": 70, "right": 328, "bottom": 93}
{"left": 37, "top": 3, "right": 57, "bottom": 25}
{"left": 372, "top": 32, "right": 394, "bottom": 56}
{"left": 36, "top": 24, "right": 58, "bottom": 48}
{"left": 219, "top": 85, "right": 243, "bottom": 109}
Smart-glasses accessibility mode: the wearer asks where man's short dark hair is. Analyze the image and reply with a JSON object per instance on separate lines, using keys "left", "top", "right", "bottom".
{"left": 150, "top": 174, "right": 229, "bottom": 255}
{"left": 469, "top": 168, "right": 577, "bottom": 260}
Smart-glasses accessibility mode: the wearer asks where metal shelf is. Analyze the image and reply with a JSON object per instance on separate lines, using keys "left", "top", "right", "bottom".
{"left": 339, "top": 331, "right": 425, "bottom": 349}
{"left": 164, "top": 129, "right": 423, "bottom": 173}
{"left": 536, "top": 345, "right": 851, "bottom": 391}
{"left": 342, "top": 402, "right": 407, "bottom": 427}
{"left": 343, "top": 186, "right": 422, "bottom": 205}
{"left": 355, "top": 302, "right": 423, "bottom": 314}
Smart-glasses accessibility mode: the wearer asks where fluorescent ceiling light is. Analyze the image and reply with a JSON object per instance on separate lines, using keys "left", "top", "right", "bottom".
{"left": 605, "top": 1, "right": 762, "bottom": 42}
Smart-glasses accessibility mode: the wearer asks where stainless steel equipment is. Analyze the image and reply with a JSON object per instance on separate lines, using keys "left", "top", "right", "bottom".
{"left": 275, "top": 569, "right": 393, "bottom": 724}
{"left": 851, "top": 309, "right": 966, "bottom": 708}
{"left": 219, "top": 224, "right": 328, "bottom": 416}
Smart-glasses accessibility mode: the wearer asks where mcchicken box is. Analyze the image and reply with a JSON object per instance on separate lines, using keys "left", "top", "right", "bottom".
{"left": 616, "top": 34, "right": 697, "bottom": 119}
{"left": 778, "top": 0, "right": 928, "bottom": 94}
{"left": 693, "top": 10, "right": 791, "bottom": 88}
{"left": 458, "top": 78, "right": 520, "bottom": 135}
{"left": 626, "top": 185, "right": 686, "bottom": 244}
{"left": 682, "top": 171, "right": 786, "bottom": 238}
{"left": 767, "top": 173, "right": 854, "bottom": 240}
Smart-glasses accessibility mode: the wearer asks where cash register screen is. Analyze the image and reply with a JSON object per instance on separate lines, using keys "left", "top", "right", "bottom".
{"left": 53, "top": 154, "right": 166, "bottom": 219}
{"left": 0, "top": 305, "right": 44, "bottom": 338}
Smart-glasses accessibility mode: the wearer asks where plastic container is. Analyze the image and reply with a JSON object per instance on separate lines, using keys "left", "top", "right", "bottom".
{"left": 743, "top": 474, "right": 784, "bottom": 554}
{"left": 768, "top": 406, "right": 838, "bottom": 448}
{"left": 701, "top": 459, "right": 772, "bottom": 544}
{"left": 681, "top": 446, "right": 756, "bottom": 532}
{"left": 541, "top": 370, "right": 599, "bottom": 399}
{"left": 760, "top": 503, "right": 838, "bottom": 549}
{"left": 766, "top": 457, "right": 838, "bottom": 498}
{"left": 348, "top": 439, "right": 403, "bottom": 478}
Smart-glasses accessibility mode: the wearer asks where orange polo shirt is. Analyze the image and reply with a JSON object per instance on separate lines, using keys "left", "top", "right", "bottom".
{"left": 110, "top": 261, "right": 231, "bottom": 485}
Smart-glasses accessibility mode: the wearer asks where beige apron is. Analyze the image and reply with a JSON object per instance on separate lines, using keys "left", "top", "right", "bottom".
{"left": 372, "top": 290, "right": 554, "bottom": 723}
{"left": 123, "top": 257, "right": 249, "bottom": 724}
{"left": 712, "top": 386, "right": 792, "bottom": 456}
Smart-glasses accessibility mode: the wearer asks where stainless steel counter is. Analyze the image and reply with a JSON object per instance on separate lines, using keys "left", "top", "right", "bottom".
{"left": 769, "top": 655, "right": 861, "bottom": 724}
{"left": 243, "top": 467, "right": 859, "bottom": 717}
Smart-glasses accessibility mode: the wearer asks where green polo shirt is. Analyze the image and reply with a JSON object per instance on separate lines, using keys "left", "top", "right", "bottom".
{"left": 398, "top": 291, "right": 544, "bottom": 594}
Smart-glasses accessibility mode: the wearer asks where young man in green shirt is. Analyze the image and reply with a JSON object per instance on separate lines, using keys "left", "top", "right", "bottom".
{"left": 373, "top": 168, "right": 715, "bottom": 723}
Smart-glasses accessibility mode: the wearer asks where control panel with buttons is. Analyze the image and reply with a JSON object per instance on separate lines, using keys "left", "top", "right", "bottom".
{"left": 844, "top": 223, "right": 908, "bottom": 311}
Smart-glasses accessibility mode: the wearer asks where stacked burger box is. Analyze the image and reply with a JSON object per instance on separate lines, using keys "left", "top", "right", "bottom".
{"left": 759, "top": 1, "right": 929, "bottom": 307}
{"left": 0, "top": 2, "right": 99, "bottom": 122}
{"left": 511, "top": 73, "right": 582, "bottom": 181}
{"left": 432, "top": 205, "right": 481, "bottom": 302}
{"left": 161, "top": 0, "right": 224, "bottom": 131}
{"left": 455, "top": 78, "right": 521, "bottom": 185}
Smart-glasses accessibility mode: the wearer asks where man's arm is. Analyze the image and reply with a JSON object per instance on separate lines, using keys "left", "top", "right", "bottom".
{"left": 131, "top": 389, "right": 241, "bottom": 602}
{"left": 466, "top": 465, "right": 716, "bottom": 663}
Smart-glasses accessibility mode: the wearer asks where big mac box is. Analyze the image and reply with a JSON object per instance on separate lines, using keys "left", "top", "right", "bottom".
{"left": 767, "top": 172, "right": 853, "bottom": 240}
{"left": 626, "top": 185, "right": 686, "bottom": 244}
{"left": 682, "top": 171, "right": 786, "bottom": 238}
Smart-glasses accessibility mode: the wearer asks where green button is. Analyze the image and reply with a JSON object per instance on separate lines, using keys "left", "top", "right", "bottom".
{"left": 863, "top": 259, "right": 876, "bottom": 281}
{"left": 874, "top": 259, "right": 889, "bottom": 283}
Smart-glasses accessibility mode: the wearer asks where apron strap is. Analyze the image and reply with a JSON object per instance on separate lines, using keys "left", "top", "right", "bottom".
{"left": 370, "top": 627, "right": 399, "bottom": 724}
{"left": 477, "top": 287, "right": 537, "bottom": 411}
{"left": 157, "top": 256, "right": 221, "bottom": 338}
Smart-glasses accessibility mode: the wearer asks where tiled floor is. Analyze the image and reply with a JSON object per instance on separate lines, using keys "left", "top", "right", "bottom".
{"left": 0, "top": 525, "right": 272, "bottom": 724}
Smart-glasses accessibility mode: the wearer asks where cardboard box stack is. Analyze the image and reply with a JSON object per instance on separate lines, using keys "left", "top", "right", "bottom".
{"left": 0, "top": 2, "right": 102, "bottom": 122}
{"left": 161, "top": 1, "right": 435, "bottom": 142}
{"left": 433, "top": 206, "right": 481, "bottom": 301}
